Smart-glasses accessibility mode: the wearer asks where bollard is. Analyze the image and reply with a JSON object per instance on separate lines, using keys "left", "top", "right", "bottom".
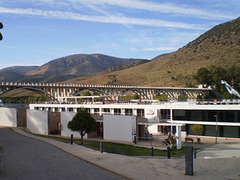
{"left": 70, "top": 134, "right": 73, "bottom": 145}
{"left": 134, "top": 135, "right": 137, "bottom": 144}
{"left": 185, "top": 146, "right": 194, "bottom": 176}
{"left": 194, "top": 149, "right": 197, "bottom": 159}
{"left": 100, "top": 141, "right": 103, "bottom": 153}
{"left": 167, "top": 147, "right": 171, "bottom": 159}
{"left": 151, "top": 147, "right": 154, "bottom": 157}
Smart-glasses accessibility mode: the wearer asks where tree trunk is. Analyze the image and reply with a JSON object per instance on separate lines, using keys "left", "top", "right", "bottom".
{"left": 81, "top": 134, "right": 84, "bottom": 145}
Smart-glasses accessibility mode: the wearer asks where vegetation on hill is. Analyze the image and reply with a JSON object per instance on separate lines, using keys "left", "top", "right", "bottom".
{"left": 1, "top": 66, "right": 39, "bottom": 75}
{"left": 71, "top": 17, "right": 240, "bottom": 88}
{"left": 0, "top": 70, "right": 24, "bottom": 82}
{"left": 194, "top": 65, "right": 240, "bottom": 99}
{"left": 23, "top": 54, "right": 148, "bottom": 83}
{"left": 0, "top": 54, "right": 147, "bottom": 83}
{"left": 98, "top": 59, "right": 149, "bottom": 75}
{"left": 1, "top": 96, "right": 46, "bottom": 104}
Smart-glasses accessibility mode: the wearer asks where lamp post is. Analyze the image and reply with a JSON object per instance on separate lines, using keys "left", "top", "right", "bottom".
{"left": 215, "top": 114, "right": 218, "bottom": 144}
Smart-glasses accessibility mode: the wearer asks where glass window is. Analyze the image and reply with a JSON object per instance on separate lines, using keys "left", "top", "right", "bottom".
{"left": 220, "top": 126, "right": 239, "bottom": 138}
{"left": 160, "top": 109, "right": 170, "bottom": 119}
{"left": 187, "top": 124, "right": 240, "bottom": 138}
{"left": 204, "top": 125, "right": 218, "bottom": 137}
{"left": 137, "top": 109, "right": 144, "bottom": 117}
{"left": 173, "top": 110, "right": 240, "bottom": 123}
{"left": 94, "top": 108, "right": 99, "bottom": 113}
{"left": 114, "top": 109, "right": 121, "bottom": 115}
{"left": 103, "top": 108, "right": 110, "bottom": 112}
{"left": 125, "top": 109, "right": 133, "bottom": 116}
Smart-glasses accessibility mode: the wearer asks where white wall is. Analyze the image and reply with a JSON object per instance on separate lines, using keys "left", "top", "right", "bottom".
{"left": 61, "top": 111, "right": 81, "bottom": 138}
{"left": 0, "top": 107, "right": 17, "bottom": 127}
{"left": 145, "top": 107, "right": 159, "bottom": 122}
{"left": 104, "top": 115, "right": 136, "bottom": 142}
{"left": 175, "top": 125, "right": 182, "bottom": 149}
{"left": 27, "top": 109, "right": 48, "bottom": 135}
{"left": 148, "top": 124, "right": 159, "bottom": 134}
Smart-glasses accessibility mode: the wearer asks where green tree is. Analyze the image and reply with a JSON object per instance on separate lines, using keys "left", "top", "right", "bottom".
{"left": 168, "top": 135, "right": 177, "bottom": 151}
{"left": 68, "top": 108, "right": 97, "bottom": 145}
{"left": 133, "top": 93, "right": 140, "bottom": 99}
{"left": 209, "top": 65, "right": 227, "bottom": 91}
{"left": 83, "top": 90, "right": 91, "bottom": 96}
{"left": 194, "top": 67, "right": 211, "bottom": 86}
{"left": 226, "top": 66, "right": 240, "bottom": 89}
{"left": 191, "top": 124, "right": 204, "bottom": 139}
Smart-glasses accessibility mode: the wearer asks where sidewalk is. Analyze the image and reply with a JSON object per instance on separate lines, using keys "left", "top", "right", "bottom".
{"left": 12, "top": 128, "right": 240, "bottom": 180}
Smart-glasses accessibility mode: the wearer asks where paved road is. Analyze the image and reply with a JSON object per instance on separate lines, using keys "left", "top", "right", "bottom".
{"left": 0, "top": 128, "right": 127, "bottom": 180}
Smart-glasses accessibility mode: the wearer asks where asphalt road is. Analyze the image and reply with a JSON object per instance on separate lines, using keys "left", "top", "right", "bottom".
{"left": 0, "top": 128, "right": 127, "bottom": 180}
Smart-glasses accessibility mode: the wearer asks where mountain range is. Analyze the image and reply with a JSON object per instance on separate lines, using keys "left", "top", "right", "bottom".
{"left": 1, "top": 17, "right": 240, "bottom": 87}
{"left": 0, "top": 54, "right": 148, "bottom": 83}
{"left": 65, "top": 17, "right": 240, "bottom": 87}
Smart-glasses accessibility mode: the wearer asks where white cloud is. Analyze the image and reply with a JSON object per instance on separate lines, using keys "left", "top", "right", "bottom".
{"left": 0, "top": 7, "right": 208, "bottom": 30}
{"left": 68, "top": 0, "right": 236, "bottom": 20}
{"left": 1, "top": 0, "right": 238, "bottom": 21}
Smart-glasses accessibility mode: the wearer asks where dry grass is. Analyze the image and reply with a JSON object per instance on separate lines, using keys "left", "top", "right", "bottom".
{"left": 69, "top": 18, "right": 240, "bottom": 87}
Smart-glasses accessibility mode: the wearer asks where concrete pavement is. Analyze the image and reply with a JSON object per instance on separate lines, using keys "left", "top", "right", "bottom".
{"left": 0, "top": 128, "right": 127, "bottom": 180}
{"left": 196, "top": 142, "right": 240, "bottom": 159}
{"left": 10, "top": 128, "right": 240, "bottom": 180}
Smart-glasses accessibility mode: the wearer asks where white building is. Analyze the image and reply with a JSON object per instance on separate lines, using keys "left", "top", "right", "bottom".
{"left": 29, "top": 99, "right": 240, "bottom": 139}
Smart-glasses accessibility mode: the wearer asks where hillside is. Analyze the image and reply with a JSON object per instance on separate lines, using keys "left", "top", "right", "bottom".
{"left": 26, "top": 54, "right": 147, "bottom": 76}
{"left": 0, "top": 70, "right": 24, "bottom": 82}
{"left": 1, "top": 66, "right": 39, "bottom": 75}
{"left": 0, "top": 54, "right": 148, "bottom": 83}
{"left": 69, "top": 17, "right": 240, "bottom": 87}
{"left": 0, "top": 66, "right": 39, "bottom": 82}
{"left": 98, "top": 60, "right": 149, "bottom": 75}
{"left": 23, "top": 54, "right": 148, "bottom": 83}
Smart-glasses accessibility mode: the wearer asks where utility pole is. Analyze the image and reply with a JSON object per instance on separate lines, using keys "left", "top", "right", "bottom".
{"left": 215, "top": 114, "right": 218, "bottom": 144}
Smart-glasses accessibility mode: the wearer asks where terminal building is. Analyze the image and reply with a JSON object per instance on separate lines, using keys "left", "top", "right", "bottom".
{"left": 29, "top": 100, "right": 240, "bottom": 139}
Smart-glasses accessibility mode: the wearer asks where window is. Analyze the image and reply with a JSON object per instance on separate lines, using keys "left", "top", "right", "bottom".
{"left": 160, "top": 109, "right": 170, "bottom": 120}
{"left": 94, "top": 108, "right": 100, "bottom": 114}
{"left": 186, "top": 125, "right": 240, "bottom": 138}
{"left": 114, "top": 109, "right": 121, "bottom": 115}
{"left": 125, "top": 109, "right": 133, "bottom": 116}
{"left": 103, "top": 108, "right": 110, "bottom": 113}
{"left": 173, "top": 110, "right": 240, "bottom": 123}
{"left": 137, "top": 109, "right": 144, "bottom": 117}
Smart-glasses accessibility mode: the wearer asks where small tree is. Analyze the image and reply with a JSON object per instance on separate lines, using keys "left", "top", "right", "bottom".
{"left": 191, "top": 124, "right": 204, "bottom": 141}
{"left": 68, "top": 108, "right": 97, "bottom": 145}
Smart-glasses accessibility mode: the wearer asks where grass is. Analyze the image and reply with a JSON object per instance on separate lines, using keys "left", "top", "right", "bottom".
{"left": 30, "top": 132, "right": 186, "bottom": 157}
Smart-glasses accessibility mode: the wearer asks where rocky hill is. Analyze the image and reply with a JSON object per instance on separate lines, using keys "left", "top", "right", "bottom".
{"left": 70, "top": 17, "right": 240, "bottom": 87}
{"left": 0, "top": 70, "right": 25, "bottom": 82}
{"left": 2, "top": 66, "right": 39, "bottom": 75}
{"left": 0, "top": 54, "right": 148, "bottom": 83}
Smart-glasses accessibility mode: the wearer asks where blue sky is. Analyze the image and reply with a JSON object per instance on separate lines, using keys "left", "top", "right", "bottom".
{"left": 0, "top": 0, "right": 239, "bottom": 69}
